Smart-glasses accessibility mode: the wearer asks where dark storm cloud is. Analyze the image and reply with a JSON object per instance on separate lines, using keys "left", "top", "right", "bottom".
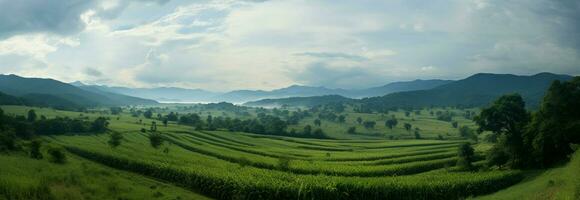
{"left": 0, "top": 0, "right": 95, "bottom": 39}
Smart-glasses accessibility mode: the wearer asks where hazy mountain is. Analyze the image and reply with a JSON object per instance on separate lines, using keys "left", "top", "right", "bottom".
{"left": 216, "top": 85, "right": 350, "bottom": 103}
{"left": 74, "top": 79, "right": 454, "bottom": 104}
{"left": 352, "top": 79, "right": 453, "bottom": 98}
{"left": 358, "top": 72, "right": 573, "bottom": 110}
{"left": 219, "top": 80, "right": 451, "bottom": 103}
{"left": 0, "top": 74, "right": 157, "bottom": 109}
{"left": 83, "top": 85, "right": 218, "bottom": 103}
{"left": 244, "top": 95, "right": 353, "bottom": 107}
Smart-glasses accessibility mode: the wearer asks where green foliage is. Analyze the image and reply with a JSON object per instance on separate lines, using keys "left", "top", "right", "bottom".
{"left": 110, "top": 107, "right": 122, "bottom": 115}
{"left": 457, "top": 143, "right": 475, "bottom": 170}
{"left": 363, "top": 121, "right": 376, "bottom": 129}
{"left": 108, "top": 132, "right": 123, "bottom": 148}
{"left": 143, "top": 109, "right": 153, "bottom": 119}
{"left": 0, "top": 129, "right": 16, "bottom": 151}
{"left": 347, "top": 126, "right": 356, "bottom": 134}
{"left": 385, "top": 118, "right": 398, "bottom": 129}
{"left": 525, "top": 77, "right": 580, "bottom": 167}
{"left": 149, "top": 132, "right": 164, "bottom": 149}
{"left": 475, "top": 94, "right": 529, "bottom": 168}
{"left": 314, "top": 119, "right": 321, "bottom": 126}
{"left": 404, "top": 123, "right": 412, "bottom": 131}
{"left": 47, "top": 146, "right": 66, "bottom": 164}
{"left": 29, "top": 139, "right": 42, "bottom": 159}
{"left": 90, "top": 117, "right": 109, "bottom": 132}
{"left": 27, "top": 110, "right": 37, "bottom": 122}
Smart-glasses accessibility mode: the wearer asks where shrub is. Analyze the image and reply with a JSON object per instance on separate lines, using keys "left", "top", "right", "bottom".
{"left": 47, "top": 146, "right": 66, "bottom": 164}
{"left": 30, "top": 139, "right": 43, "bottom": 159}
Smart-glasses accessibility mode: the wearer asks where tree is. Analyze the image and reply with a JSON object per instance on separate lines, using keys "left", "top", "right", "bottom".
{"left": 303, "top": 125, "right": 312, "bottom": 136}
{"left": 149, "top": 132, "right": 163, "bottom": 149}
{"left": 27, "top": 110, "right": 37, "bottom": 122}
{"left": 414, "top": 130, "right": 421, "bottom": 139}
{"left": 459, "top": 126, "right": 473, "bottom": 138}
{"left": 385, "top": 118, "right": 398, "bottom": 129}
{"left": 347, "top": 126, "right": 356, "bottom": 134}
{"left": 0, "top": 129, "right": 16, "bottom": 151}
{"left": 314, "top": 119, "right": 321, "bottom": 126}
{"left": 313, "top": 128, "right": 325, "bottom": 138}
{"left": 30, "top": 139, "right": 43, "bottom": 159}
{"left": 363, "top": 121, "right": 376, "bottom": 129}
{"left": 110, "top": 107, "right": 122, "bottom": 115}
{"left": 475, "top": 94, "right": 529, "bottom": 168}
{"left": 143, "top": 109, "right": 153, "bottom": 119}
{"left": 150, "top": 121, "right": 157, "bottom": 132}
{"left": 337, "top": 115, "right": 346, "bottom": 123}
{"left": 457, "top": 143, "right": 475, "bottom": 170}
{"left": 47, "top": 146, "right": 66, "bottom": 164}
{"left": 404, "top": 123, "right": 412, "bottom": 131}
{"left": 451, "top": 121, "right": 458, "bottom": 128}
{"left": 356, "top": 117, "right": 362, "bottom": 124}
{"left": 108, "top": 131, "right": 123, "bottom": 148}
{"left": 525, "top": 77, "right": 580, "bottom": 167}
{"left": 90, "top": 117, "right": 109, "bottom": 132}
{"left": 162, "top": 118, "right": 168, "bottom": 127}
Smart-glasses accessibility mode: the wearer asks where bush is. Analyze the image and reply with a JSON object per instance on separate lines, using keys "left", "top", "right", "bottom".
{"left": 47, "top": 146, "right": 66, "bottom": 164}
{"left": 0, "top": 129, "right": 17, "bottom": 151}
{"left": 457, "top": 143, "right": 475, "bottom": 170}
{"left": 30, "top": 139, "right": 43, "bottom": 159}
{"left": 149, "top": 132, "right": 164, "bottom": 149}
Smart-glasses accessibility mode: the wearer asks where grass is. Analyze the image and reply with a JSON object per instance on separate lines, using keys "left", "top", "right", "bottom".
{"left": 0, "top": 152, "right": 211, "bottom": 200}
{"left": 474, "top": 150, "right": 580, "bottom": 200}
{"left": 0, "top": 105, "right": 532, "bottom": 199}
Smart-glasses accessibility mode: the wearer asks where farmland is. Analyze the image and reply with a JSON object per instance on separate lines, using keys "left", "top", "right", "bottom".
{"left": 0, "top": 105, "right": 529, "bottom": 199}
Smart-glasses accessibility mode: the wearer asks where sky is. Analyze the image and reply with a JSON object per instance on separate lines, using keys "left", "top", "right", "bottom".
{"left": 0, "top": 0, "right": 579, "bottom": 91}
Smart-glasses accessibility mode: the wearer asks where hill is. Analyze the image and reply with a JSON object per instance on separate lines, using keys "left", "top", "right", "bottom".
{"left": 88, "top": 85, "right": 218, "bottom": 103}
{"left": 349, "top": 79, "right": 453, "bottom": 98}
{"left": 0, "top": 74, "right": 157, "bottom": 109}
{"left": 0, "top": 91, "right": 24, "bottom": 105}
{"left": 244, "top": 95, "right": 354, "bottom": 107}
{"left": 217, "top": 85, "right": 350, "bottom": 103}
{"left": 358, "top": 72, "right": 573, "bottom": 110}
{"left": 77, "top": 79, "right": 452, "bottom": 104}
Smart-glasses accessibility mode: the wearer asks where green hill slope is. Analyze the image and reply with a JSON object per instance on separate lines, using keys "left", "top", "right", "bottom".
{"left": 359, "top": 72, "right": 573, "bottom": 110}
{"left": 0, "top": 74, "right": 157, "bottom": 109}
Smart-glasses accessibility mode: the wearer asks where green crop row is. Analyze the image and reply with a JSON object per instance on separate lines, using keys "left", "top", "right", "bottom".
{"left": 65, "top": 146, "right": 524, "bottom": 200}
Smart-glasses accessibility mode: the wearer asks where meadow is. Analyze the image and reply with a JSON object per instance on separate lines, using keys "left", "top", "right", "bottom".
{"left": 0, "top": 105, "right": 539, "bottom": 200}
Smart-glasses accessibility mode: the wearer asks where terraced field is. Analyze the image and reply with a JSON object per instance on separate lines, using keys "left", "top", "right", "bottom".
{"left": 51, "top": 131, "right": 522, "bottom": 199}
{"left": 0, "top": 106, "right": 524, "bottom": 199}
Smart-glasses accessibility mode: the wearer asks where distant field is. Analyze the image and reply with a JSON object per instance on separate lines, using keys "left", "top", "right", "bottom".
{"left": 0, "top": 105, "right": 546, "bottom": 199}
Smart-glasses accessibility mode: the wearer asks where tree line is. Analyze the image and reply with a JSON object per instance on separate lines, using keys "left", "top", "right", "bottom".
{"left": 475, "top": 77, "right": 580, "bottom": 168}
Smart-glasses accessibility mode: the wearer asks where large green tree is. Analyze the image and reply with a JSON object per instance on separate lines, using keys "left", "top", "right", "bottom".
{"left": 525, "top": 77, "right": 580, "bottom": 166}
{"left": 475, "top": 94, "right": 529, "bottom": 168}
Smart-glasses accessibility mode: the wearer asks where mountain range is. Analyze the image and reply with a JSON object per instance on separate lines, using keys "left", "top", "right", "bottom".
{"left": 1, "top": 72, "right": 575, "bottom": 110}
{"left": 247, "top": 72, "right": 573, "bottom": 109}
{"left": 0, "top": 74, "right": 157, "bottom": 110}
{"left": 75, "top": 79, "right": 452, "bottom": 103}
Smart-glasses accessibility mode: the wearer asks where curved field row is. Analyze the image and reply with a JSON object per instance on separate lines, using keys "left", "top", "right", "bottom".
{"left": 64, "top": 145, "right": 524, "bottom": 200}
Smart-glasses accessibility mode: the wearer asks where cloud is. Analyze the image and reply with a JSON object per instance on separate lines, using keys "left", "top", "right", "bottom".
{"left": 0, "top": 0, "right": 95, "bottom": 39}
{"left": 84, "top": 67, "right": 103, "bottom": 77}
{"left": 1, "top": 0, "right": 579, "bottom": 91}
{"left": 295, "top": 52, "right": 369, "bottom": 62}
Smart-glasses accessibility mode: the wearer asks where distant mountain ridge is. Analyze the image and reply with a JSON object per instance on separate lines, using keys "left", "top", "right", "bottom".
{"left": 244, "top": 95, "right": 353, "bottom": 107}
{"left": 0, "top": 74, "right": 157, "bottom": 110}
{"left": 358, "top": 72, "right": 573, "bottom": 110}
{"left": 81, "top": 79, "right": 452, "bottom": 103}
